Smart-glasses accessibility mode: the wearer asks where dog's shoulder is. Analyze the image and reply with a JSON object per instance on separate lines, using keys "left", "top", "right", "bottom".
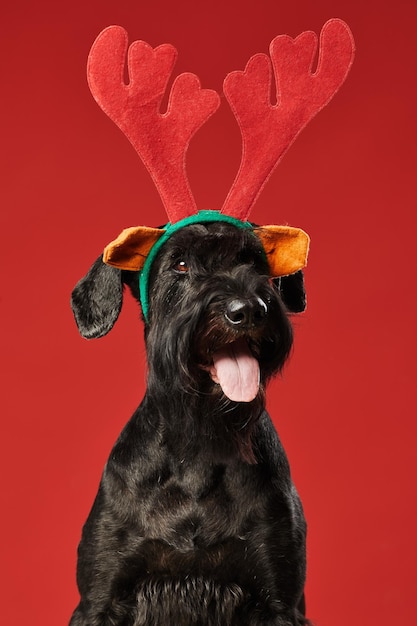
{"left": 253, "top": 411, "right": 292, "bottom": 479}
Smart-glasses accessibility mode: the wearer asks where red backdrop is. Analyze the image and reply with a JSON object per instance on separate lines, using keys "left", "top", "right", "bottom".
{"left": 2, "top": 0, "right": 416, "bottom": 624}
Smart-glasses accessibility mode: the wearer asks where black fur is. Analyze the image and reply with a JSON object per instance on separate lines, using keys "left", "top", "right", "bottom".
{"left": 70, "top": 222, "right": 309, "bottom": 626}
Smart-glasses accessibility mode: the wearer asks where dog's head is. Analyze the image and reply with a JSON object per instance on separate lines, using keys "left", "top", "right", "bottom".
{"left": 71, "top": 220, "right": 305, "bottom": 401}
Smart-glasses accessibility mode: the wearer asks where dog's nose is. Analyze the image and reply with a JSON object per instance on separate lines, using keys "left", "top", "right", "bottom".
{"left": 225, "top": 297, "right": 268, "bottom": 327}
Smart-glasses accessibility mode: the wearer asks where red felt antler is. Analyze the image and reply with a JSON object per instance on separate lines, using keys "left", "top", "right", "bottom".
{"left": 87, "top": 26, "right": 220, "bottom": 223}
{"left": 221, "top": 18, "right": 355, "bottom": 220}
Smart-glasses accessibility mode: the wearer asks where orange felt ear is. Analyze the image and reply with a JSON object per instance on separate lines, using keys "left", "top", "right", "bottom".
{"left": 103, "top": 226, "right": 165, "bottom": 271}
{"left": 254, "top": 225, "right": 310, "bottom": 277}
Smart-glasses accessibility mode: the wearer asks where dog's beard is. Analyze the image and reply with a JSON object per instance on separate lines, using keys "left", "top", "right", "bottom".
{"left": 145, "top": 247, "right": 293, "bottom": 463}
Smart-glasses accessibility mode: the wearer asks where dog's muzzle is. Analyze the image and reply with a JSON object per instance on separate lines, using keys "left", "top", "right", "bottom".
{"left": 201, "top": 297, "right": 269, "bottom": 404}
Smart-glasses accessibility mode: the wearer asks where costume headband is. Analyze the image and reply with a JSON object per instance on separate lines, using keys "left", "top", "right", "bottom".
{"left": 87, "top": 19, "right": 355, "bottom": 320}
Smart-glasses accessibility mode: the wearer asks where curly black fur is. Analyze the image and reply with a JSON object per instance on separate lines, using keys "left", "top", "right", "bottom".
{"left": 70, "top": 222, "right": 310, "bottom": 626}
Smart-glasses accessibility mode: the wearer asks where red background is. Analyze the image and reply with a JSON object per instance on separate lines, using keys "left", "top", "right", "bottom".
{"left": 2, "top": 0, "right": 416, "bottom": 624}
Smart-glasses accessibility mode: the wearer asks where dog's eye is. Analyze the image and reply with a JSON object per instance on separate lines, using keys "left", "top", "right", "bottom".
{"left": 173, "top": 261, "right": 189, "bottom": 274}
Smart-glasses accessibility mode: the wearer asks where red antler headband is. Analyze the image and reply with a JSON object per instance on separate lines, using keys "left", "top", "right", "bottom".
{"left": 88, "top": 19, "right": 355, "bottom": 320}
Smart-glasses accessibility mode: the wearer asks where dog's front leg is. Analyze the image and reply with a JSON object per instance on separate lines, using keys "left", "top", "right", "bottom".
{"left": 69, "top": 486, "right": 142, "bottom": 626}
{"left": 252, "top": 413, "right": 308, "bottom": 625}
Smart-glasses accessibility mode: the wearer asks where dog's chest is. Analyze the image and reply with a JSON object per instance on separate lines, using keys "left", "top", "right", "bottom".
{"left": 134, "top": 455, "right": 267, "bottom": 551}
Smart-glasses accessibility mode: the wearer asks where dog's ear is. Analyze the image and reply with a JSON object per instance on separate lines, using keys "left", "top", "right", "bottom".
{"left": 273, "top": 270, "right": 306, "bottom": 313}
{"left": 71, "top": 255, "right": 125, "bottom": 339}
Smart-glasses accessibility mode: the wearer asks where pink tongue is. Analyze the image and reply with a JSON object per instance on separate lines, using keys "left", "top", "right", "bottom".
{"left": 210, "top": 340, "right": 260, "bottom": 402}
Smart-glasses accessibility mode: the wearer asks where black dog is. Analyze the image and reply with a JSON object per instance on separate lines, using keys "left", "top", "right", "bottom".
{"left": 70, "top": 220, "right": 308, "bottom": 626}
{"left": 69, "top": 18, "right": 355, "bottom": 624}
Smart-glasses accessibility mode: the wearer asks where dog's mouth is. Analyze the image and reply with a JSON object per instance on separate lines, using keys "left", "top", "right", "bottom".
{"left": 202, "top": 338, "right": 260, "bottom": 403}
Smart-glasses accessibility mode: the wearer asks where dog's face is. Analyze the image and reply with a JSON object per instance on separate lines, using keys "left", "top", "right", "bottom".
{"left": 144, "top": 222, "right": 293, "bottom": 403}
